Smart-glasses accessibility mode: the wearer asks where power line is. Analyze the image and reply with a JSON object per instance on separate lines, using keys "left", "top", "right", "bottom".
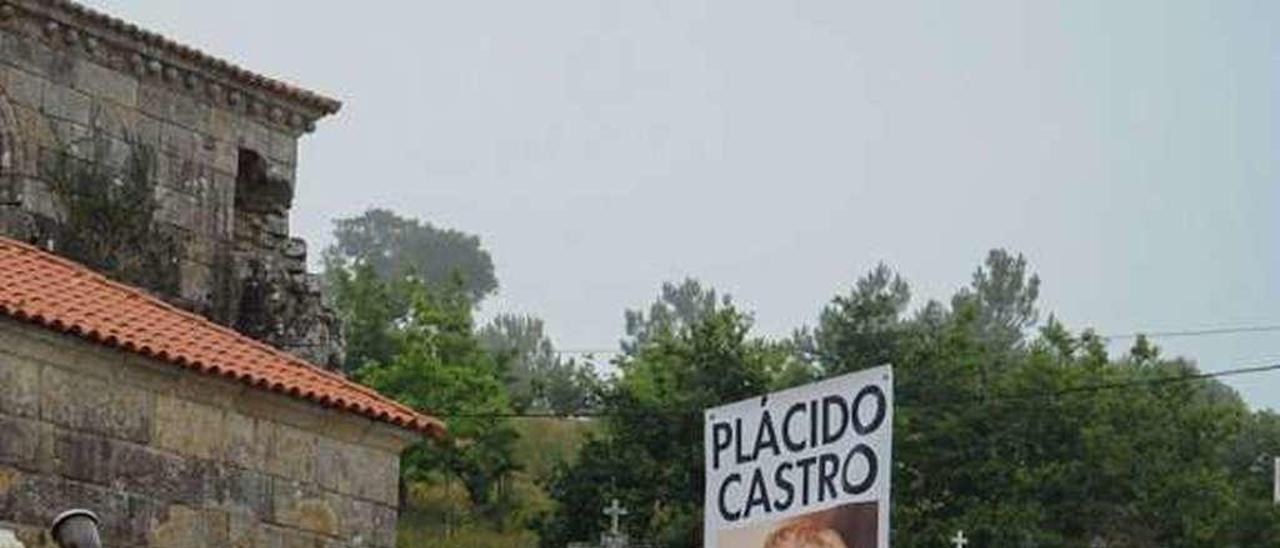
{"left": 431, "top": 360, "right": 1280, "bottom": 420}
{"left": 551, "top": 323, "right": 1280, "bottom": 355}
{"left": 1101, "top": 324, "right": 1280, "bottom": 340}
{"left": 986, "top": 361, "right": 1280, "bottom": 402}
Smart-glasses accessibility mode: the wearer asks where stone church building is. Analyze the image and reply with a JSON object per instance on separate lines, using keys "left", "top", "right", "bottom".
{"left": 0, "top": 1, "right": 443, "bottom": 546}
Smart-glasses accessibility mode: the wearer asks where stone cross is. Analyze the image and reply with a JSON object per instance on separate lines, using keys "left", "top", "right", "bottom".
{"left": 603, "top": 498, "right": 628, "bottom": 535}
{"left": 951, "top": 530, "right": 968, "bottom": 548}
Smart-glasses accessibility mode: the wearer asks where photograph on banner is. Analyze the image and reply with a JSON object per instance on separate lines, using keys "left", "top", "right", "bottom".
{"left": 703, "top": 365, "right": 893, "bottom": 548}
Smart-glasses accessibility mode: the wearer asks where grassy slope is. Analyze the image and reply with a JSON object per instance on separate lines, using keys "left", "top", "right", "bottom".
{"left": 398, "top": 418, "right": 598, "bottom": 547}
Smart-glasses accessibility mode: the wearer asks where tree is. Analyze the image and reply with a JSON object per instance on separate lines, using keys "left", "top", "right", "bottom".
{"left": 950, "top": 249, "right": 1041, "bottom": 351}
{"left": 356, "top": 280, "right": 517, "bottom": 508}
{"left": 539, "top": 281, "right": 799, "bottom": 547}
{"left": 810, "top": 250, "right": 1271, "bottom": 547}
{"left": 622, "top": 278, "right": 727, "bottom": 355}
{"left": 327, "top": 260, "right": 413, "bottom": 373}
{"left": 325, "top": 208, "right": 498, "bottom": 303}
{"left": 478, "top": 314, "right": 601, "bottom": 414}
{"left": 801, "top": 262, "right": 912, "bottom": 375}
{"left": 542, "top": 251, "right": 1280, "bottom": 547}
{"left": 478, "top": 314, "right": 554, "bottom": 412}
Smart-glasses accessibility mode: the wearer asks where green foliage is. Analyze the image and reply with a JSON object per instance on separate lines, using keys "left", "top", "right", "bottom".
{"left": 41, "top": 131, "right": 184, "bottom": 295}
{"left": 622, "top": 277, "right": 727, "bottom": 355}
{"left": 327, "top": 260, "right": 416, "bottom": 373}
{"left": 478, "top": 314, "right": 602, "bottom": 414}
{"left": 325, "top": 208, "right": 498, "bottom": 303}
{"left": 356, "top": 280, "right": 517, "bottom": 508}
{"left": 812, "top": 251, "right": 1280, "bottom": 547}
{"left": 538, "top": 283, "right": 805, "bottom": 548}
{"left": 397, "top": 409, "right": 597, "bottom": 547}
{"left": 539, "top": 251, "right": 1280, "bottom": 547}
{"left": 800, "top": 262, "right": 912, "bottom": 375}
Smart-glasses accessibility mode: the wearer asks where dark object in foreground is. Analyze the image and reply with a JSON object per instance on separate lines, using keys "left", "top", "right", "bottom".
{"left": 50, "top": 509, "right": 101, "bottom": 548}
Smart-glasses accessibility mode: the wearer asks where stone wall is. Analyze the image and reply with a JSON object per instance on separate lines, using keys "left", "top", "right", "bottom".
{"left": 0, "top": 318, "right": 412, "bottom": 547}
{"left": 0, "top": 1, "right": 344, "bottom": 368}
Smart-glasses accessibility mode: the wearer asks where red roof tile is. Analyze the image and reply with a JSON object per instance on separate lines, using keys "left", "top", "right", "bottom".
{"left": 0, "top": 236, "right": 442, "bottom": 437}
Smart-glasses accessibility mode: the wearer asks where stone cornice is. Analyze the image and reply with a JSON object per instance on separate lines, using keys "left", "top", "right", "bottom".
{"left": 4, "top": 0, "right": 341, "bottom": 133}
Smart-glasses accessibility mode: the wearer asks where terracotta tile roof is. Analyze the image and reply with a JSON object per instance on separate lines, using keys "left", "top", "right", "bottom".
{"left": 0, "top": 236, "right": 442, "bottom": 437}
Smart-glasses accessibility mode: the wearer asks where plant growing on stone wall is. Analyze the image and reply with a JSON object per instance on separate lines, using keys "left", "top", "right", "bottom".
{"left": 40, "top": 129, "right": 184, "bottom": 295}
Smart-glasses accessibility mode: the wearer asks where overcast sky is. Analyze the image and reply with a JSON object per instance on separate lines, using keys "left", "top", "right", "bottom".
{"left": 83, "top": 1, "right": 1279, "bottom": 407}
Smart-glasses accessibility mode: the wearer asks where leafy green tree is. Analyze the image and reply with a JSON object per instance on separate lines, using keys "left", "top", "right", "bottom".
{"left": 542, "top": 251, "right": 1280, "bottom": 547}
{"left": 356, "top": 280, "right": 517, "bottom": 508}
{"left": 950, "top": 249, "right": 1041, "bottom": 351}
{"left": 539, "top": 282, "right": 799, "bottom": 547}
{"left": 622, "top": 278, "right": 726, "bottom": 355}
{"left": 325, "top": 208, "right": 498, "bottom": 303}
{"left": 478, "top": 314, "right": 601, "bottom": 414}
{"left": 478, "top": 314, "right": 557, "bottom": 412}
{"left": 799, "top": 262, "right": 912, "bottom": 375}
{"left": 813, "top": 251, "right": 1273, "bottom": 547}
{"left": 326, "top": 261, "right": 414, "bottom": 373}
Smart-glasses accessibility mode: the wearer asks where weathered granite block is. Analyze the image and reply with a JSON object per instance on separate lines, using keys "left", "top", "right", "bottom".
{"left": 40, "top": 84, "right": 90, "bottom": 126}
{"left": 0, "top": 30, "right": 54, "bottom": 79}
{"left": 354, "top": 445, "right": 400, "bottom": 507}
{"left": 154, "top": 186, "right": 197, "bottom": 229}
{"left": 268, "top": 129, "right": 296, "bottom": 166}
{"left": 134, "top": 113, "right": 163, "bottom": 149}
{"left": 48, "top": 120, "right": 89, "bottom": 157}
{"left": 149, "top": 505, "right": 228, "bottom": 547}
{"left": 154, "top": 394, "right": 225, "bottom": 460}
{"left": 72, "top": 57, "right": 137, "bottom": 108}
{"left": 329, "top": 495, "right": 396, "bottom": 546}
{"left": 314, "top": 437, "right": 356, "bottom": 496}
{"left": 222, "top": 466, "right": 273, "bottom": 518}
{"left": 161, "top": 121, "right": 198, "bottom": 158}
{"left": 369, "top": 502, "right": 398, "bottom": 548}
{"left": 0, "top": 415, "right": 39, "bottom": 471}
{"left": 265, "top": 422, "right": 316, "bottom": 482}
{"left": 50, "top": 428, "right": 112, "bottom": 485}
{"left": 208, "top": 107, "right": 238, "bottom": 143}
{"left": 226, "top": 509, "right": 268, "bottom": 548}
{"left": 0, "top": 470, "right": 125, "bottom": 538}
{"left": 119, "top": 495, "right": 169, "bottom": 547}
{"left": 41, "top": 366, "right": 152, "bottom": 444}
{"left": 2, "top": 66, "right": 44, "bottom": 111}
{"left": 0, "top": 353, "right": 39, "bottom": 418}
{"left": 136, "top": 82, "right": 174, "bottom": 122}
{"left": 110, "top": 441, "right": 209, "bottom": 506}
{"left": 87, "top": 99, "right": 136, "bottom": 141}
{"left": 270, "top": 476, "right": 338, "bottom": 537}
{"left": 237, "top": 119, "right": 270, "bottom": 155}
{"left": 96, "top": 132, "right": 133, "bottom": 170}
{"left": 44, "top": 49, "right": 75, "bottom": 89}
{"left": 261, "top": 523, "right": 340, "bottom": 548}
{"left": 169, "top": 91, "right": 208, "bottom": 134}
{"left": 210, "top": 138, "right": 237, "bottom": 176}
{"left": 225, "top": 411, "right": 266, "bottom": 470}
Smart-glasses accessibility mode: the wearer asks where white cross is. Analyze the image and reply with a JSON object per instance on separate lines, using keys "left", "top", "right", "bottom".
{"left": 603, "top": 498, "right": 628, "bottom": 535}
{"left": 951, "top": 530, "right": 968, "bottom": 548}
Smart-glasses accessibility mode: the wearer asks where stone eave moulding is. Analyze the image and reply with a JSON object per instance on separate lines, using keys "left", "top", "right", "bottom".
{"left": 4, "top": 0, "right": 341, "bottom": 134}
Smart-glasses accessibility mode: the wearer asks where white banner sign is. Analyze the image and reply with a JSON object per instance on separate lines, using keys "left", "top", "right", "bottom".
{"left": 704, "top": 365, "right": 893, "bottom": 548}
